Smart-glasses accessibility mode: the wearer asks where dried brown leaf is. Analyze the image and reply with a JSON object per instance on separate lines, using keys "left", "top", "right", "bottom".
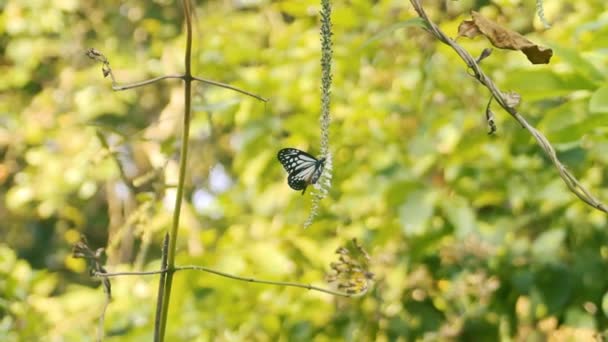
{"left": 457, "top": 19, "right": 481, "bottom": 39}
{"left": 457, "top": 11, "right": 553, "bottom": 64}
{"left": 476, "top": 48, "right": 493, "bottom": 63}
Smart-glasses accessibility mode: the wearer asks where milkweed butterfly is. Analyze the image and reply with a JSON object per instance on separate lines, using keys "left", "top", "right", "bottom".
{"left": 277, "top": 148, "right": 326, "bottom": 194}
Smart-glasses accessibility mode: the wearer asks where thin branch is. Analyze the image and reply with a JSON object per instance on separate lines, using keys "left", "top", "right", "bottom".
{"left": 192, "top": 76, "right": 268, "bottom": 102}
{"left": 112, "top": 75, "right": 183, "bottom": 91}
{"left": 409, "top": 0, "right": 608, "bottom": 214}
{"left": 86, "top": 49, "right": 181, "bottom": 91}
{"left": 114, "top": 74, "right": 268, "bottom": 102}
{"left": 154, "top": 234, "right": 169, "bottom": 342}
{"left": 175, "top": 265, "right": 358, "bottom": 297}
{"left": 93, "top": 265, "right": 361, "bottom": 298}
{"left": 157, "top": 0, "right": 195, "bottom": 339}
{"left": 94, "top": 270, "right": 167, "bottom": 277}
{"left": 71, "top": 237, "right": 111, "bottom": 342}
{"left": 98, "top": 291, "right": 110, "bottom": 342}
{"left": 86, "top": 49, "right": 266, "bottom": 101}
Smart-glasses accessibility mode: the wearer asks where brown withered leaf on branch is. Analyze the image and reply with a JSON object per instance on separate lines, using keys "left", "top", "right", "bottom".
{"left": 457, "top": 11, "right": 553, "bottom": 64}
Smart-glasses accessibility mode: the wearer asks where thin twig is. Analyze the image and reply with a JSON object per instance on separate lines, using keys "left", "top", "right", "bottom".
{"left": 409, "top": 0, "right": 608, "bottom": 213}
{"left": 72, "top": 237, "right": 111, "bottom": 342}
{"left": 154, "top": 234, "right": 169, "bottom": 342}
{"left": 92, "top": 265, "right": 360, "bottom": 298}
{"left": 94, "top": 270, "right": 167, "bottom": 277}
{"left": 175, "top": 265, "right": 358, "bottom": 297}
{"left": 115, "top": 75, "right": 268, "bottom": 102}
{"left": 98, "top": 286, "right": 110, "bottom": 342}
{"left": 157, "top": 1, "right": 195, "bottom": 339}
{"left": 86, "top": 49, "right": 266, "bottom": 101}
{"left": 113, "top": 75, "right": 267, "bottom": 102}
{"left": 112, "top": 75, "right": 183, "bottom": 91}
{"left": 192, "top": 76, "right": 268, "bottom": 102}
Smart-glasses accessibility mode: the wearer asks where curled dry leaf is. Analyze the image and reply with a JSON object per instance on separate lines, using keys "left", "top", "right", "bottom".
{"left": 503, "top": 91, "right": 522, "bottom": 108}
{"left": 72, "top": 235, "right": 112, "bottom": 298}
{"left": 485, "top": 99, "right": 497, "bottom": 135}
{"left": 476, "top": 48, "right": 493, "bottom": 64}
{"left": 486, "top": 109, "right": 497, "bottom": 135}
{"left": 457, "top": 11, "right": 553, "bottom": 64}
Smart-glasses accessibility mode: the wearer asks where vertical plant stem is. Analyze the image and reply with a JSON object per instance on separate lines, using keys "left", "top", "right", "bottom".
{"left": 157, "top": 0, "right": 194, "bottom": 340}
{"left": 153, "top": 234, "right": 169, "bottom": 342}
{"left": 319, "top": 0, "right": 333, "bottom": 158}
{"left": 304, "top": 0, "right": 333, "bottom": 228}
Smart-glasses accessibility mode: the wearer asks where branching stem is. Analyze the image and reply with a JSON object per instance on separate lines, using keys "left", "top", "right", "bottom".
{"left": 409, "top": 0, "right": 608, "bottom": 214}
{"left": 94, "top": 265, "right": 360, "bottom": 298}
{"left": 156, "top": 1, "right": 194, "bottom": 340}
{"left": 110, "top": 74, "right": 268, "bottom": 103}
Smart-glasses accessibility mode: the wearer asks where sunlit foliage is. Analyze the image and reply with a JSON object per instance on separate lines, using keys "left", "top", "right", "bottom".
{"left": 1, "top": 0, "right": 608, "bottom": 340}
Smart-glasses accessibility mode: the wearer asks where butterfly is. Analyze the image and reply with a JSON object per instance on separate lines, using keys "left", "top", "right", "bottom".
{"left": 277, "top": 148, "right": 326, "bottom": 194}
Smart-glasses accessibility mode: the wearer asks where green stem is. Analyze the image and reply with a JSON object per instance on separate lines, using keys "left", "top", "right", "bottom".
{"left": 153, "top": 234, "right": 168, "bottom": 342}
{"left": 157, "top": 0, "right": 194, "bottom": 340}
{"left": 93, "top": 266, "right": 364, "bottom": 298}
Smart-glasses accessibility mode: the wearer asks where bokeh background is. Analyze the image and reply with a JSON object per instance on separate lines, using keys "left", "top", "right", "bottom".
{"left": 2, "top": 0, "right": 608, "bottom": 340}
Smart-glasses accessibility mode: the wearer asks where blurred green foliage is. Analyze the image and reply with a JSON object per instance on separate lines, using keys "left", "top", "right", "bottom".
{"left": 1, "top": 0, "right": 608, "bottom": 340}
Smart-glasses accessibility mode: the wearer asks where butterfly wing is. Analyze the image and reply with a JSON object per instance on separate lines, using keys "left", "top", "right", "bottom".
{"left": 310, "top": 157, "right": 326, "bottom": 184}
{"left": 287, "top": 172, "right": 309, "bottom": 191}
{"left": 278, "top": 148, "right": 323, "bottom": 193}
{"left": 277, "top": 148, "right": 318, "bottom": 173}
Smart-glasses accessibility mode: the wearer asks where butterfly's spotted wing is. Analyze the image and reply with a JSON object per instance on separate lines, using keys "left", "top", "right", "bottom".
{"left": 278, "top": 148, "right": 326, "bottom": 194}
{"left": 287, "top": 173, "right": 308, "bottom": 191}
{"left": 277, "top": 148, "right": 317, "bottom": 173}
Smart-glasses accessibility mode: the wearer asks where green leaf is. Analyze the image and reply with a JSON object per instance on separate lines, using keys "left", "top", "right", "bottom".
{"left": 602, "top": 291, "right": 608, "bottom": 318}
{"left": 552, "top": 45, "right": 605, "bottom": 84}
{"left": 399, "top": 189, "right": 437, "bottom": 236}
{"left": 547, "top": 114, "right": 608, "bottom": 144}
{"left": 503, "top": 69, "right": 591, "bottom": 101}
{"left": 532, "top": 264, "right": 574, "bottom": 314}
{"left": 532, "top": 229, "right": 565, "bottom": 263}
{"left": 361, "top": 18, "right": 428, "bottom": 49}
{"left": 564, "top": 308, "right": 596, "bottom": 328}
{"left": 589, "top": 85, "right": 608, "bottom": 113}
{"left": 439, "top": 194, "right": 476, "bottom": 238}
